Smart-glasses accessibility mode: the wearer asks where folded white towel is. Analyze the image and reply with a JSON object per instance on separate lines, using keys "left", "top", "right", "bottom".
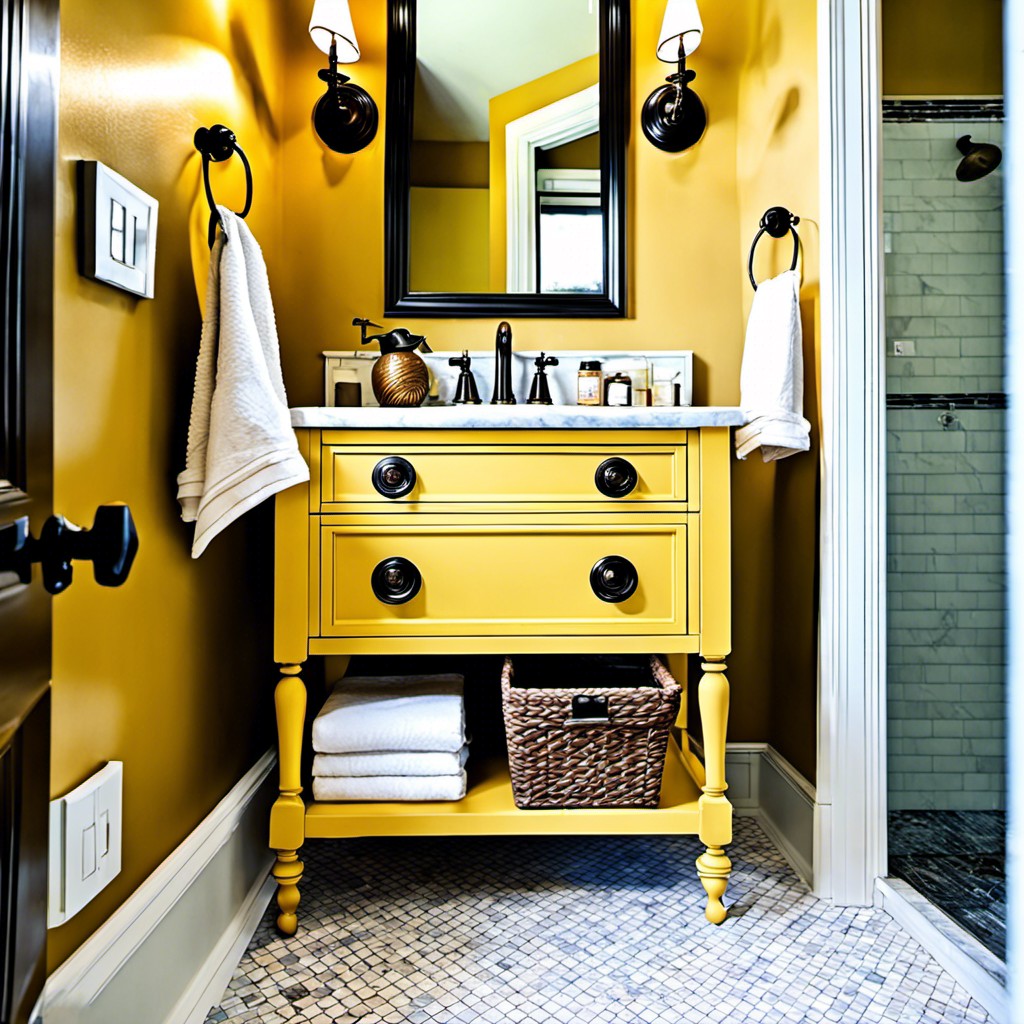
{"left": 312, "top": 745, "right": 470, "bottom": 778}
{"left": 176, "top": 207, "right": 309, "bottom": 557}
{"left": 312, "top": 674, "right": 466, "bottom": 754}
{"left": 312, "top": 772, "right": 467, "bottom": 802}
{"left": 735, "top": 268, "right": 811, "bottom": 462}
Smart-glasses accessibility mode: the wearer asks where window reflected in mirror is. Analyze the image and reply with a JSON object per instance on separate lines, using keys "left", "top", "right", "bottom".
{"left": 407, "top": 0, "right": 603, "bottom": 296}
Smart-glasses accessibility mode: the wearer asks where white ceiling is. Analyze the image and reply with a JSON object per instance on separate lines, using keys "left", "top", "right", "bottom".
{"left": 413, "top": 0, "right": 600, "bottom": 143}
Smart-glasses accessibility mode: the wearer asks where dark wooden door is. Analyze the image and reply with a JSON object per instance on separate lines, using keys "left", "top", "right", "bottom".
{"left": 0, "top": 0, "right": 59, "bottom": 1021}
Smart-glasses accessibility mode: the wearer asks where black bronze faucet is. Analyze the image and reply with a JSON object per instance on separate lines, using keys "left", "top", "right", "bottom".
{"left": 490, "top": 321, "right": 516, "bottom": 405}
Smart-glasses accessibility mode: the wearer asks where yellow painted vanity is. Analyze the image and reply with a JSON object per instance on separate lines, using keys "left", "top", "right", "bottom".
{"left": 271, "top": 408, "right": 742, "bottom": 934}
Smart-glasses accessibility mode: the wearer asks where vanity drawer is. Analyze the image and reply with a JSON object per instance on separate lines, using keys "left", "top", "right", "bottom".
{"left": 315, "top": 515, "right": 698, "bottom": 638}
{"left": 319, "top": 443, "right": 690, "bottom": 507}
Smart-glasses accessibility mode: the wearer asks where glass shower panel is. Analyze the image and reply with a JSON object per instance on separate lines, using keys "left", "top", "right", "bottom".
{"left": 883, "top": 104, "right": 1006, "bottom": 959}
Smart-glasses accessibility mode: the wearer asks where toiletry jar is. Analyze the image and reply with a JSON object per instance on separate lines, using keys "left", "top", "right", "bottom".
{"left": 500, "top": 654, "right": 680, "bottom": 809}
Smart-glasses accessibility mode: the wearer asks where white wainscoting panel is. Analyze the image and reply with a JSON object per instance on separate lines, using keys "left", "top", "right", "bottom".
{"left": 36, "top": 751, "right": 277, "bottom": 1024}
{"left": 726, "top": 743, "right": 816, "bottom": 887}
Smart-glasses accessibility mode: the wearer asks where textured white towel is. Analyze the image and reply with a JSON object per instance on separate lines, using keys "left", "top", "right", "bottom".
{"left": 735, "top": 269, "right": 811, "bottom": 462}
{"left": 176, "top": 207, "right": 309, "bottom": 557}
{"left": 312, "top": 772, "right": 467, "bottom": 802}
{"left": 312, "top": 745, "right": 470, "bottom": 778}
{"left": 312, "top": 674, "right": 466, "bottom": 754}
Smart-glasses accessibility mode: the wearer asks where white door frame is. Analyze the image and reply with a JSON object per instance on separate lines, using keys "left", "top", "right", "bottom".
{"left": 814, "top": 0, "right": 889, "bottom": 904}
{"left": 505, "top": 84, "right": 600, "bottom": 292}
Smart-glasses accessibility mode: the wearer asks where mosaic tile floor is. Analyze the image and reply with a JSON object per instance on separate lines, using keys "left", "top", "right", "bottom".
{"left": 206, "top": 819, "right": 993, "bottom": 1024}
{"left": 888, "top": 810, "right": 1006, "bottom": 960}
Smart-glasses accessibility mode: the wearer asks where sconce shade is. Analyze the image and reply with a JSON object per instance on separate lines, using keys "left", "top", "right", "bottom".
{"left": 656, "top": 0, "right": 703, "bottom": 61}
{"left": 309, "top": 0, "right": 360, "bottom": 62}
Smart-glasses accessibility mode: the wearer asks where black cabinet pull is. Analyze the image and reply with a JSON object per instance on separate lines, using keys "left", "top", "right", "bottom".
{"left": 595, "top": 457, "right": 638, "bottom": 498}
{"left": 371, "top": 557, "right": 422, "bottom": 604}
{"left": 372, "top": 456, "right": 416, "bottom": 498}
{"left": 590, "top": 555, "right": 638, "bottom": 603}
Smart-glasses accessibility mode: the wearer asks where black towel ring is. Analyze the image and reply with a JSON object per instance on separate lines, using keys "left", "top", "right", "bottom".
{"left": 194, "top": 124, "right": 253, "bottom": 249}
{"left": 748, "top": 206, "right": 800, "bottom": 290}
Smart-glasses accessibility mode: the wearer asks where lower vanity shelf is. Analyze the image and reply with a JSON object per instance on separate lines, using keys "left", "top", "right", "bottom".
{"left": 304, "top": 736, "right": 705, "bottom": 839}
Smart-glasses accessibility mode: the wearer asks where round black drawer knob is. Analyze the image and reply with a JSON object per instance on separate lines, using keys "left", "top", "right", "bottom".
{"left": 590, "top": 555, "right": 639, "bottom": 603}
{"left": 372, "top": 456, "right": 416, "bottom": 498}
{"left": 595, "top": 457, "right": 638, "bottom": 498}
{"left": 371, "top": 557, "right": 422, "bottom": 604}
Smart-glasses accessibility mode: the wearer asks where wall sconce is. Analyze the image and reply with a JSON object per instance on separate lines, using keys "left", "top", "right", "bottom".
{"left": 641, "top": 0, "right": 707, "bottom": 152}
{"left": 309, "top": 0, "right": 378, "bottom": 154}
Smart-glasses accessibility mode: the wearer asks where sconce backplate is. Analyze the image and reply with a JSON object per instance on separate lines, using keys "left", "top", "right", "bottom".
{"left": 641, "top": 85, "right": 707, "bottom": 153}
{"left": 313, "top": 82, "right": 379, "bottom": 154}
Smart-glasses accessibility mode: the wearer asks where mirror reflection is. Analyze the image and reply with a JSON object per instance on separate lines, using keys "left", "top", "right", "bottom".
{"left": 409, "top": 0, "right": 603, "bottom": 295}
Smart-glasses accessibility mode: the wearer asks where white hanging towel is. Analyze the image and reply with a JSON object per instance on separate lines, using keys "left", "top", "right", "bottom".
{"left": 312, "top": 674, "right": 466, "bottom": 754}
{"left": 313, "top": 746, "right": 470, "bottom": 778}
{"left": 312, "top": 772, "right": 468, "bottom": 803}
{"left": 734, "top": 268, "right": 811, "bottom": 462}
{"left": 176, "top": 207, "right": 308, "bottom": 557}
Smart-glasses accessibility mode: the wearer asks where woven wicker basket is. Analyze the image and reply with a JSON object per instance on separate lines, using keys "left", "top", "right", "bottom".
{"left": 501, "top": 656, "right": 681, "bottom": 809}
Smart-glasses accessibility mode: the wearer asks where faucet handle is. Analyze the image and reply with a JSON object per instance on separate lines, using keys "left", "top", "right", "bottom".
{"left": 449, "top": 350, "right": 471, "bottom": 370}
{"left": 534, "top": 352, "right": 559, "bottom": 369}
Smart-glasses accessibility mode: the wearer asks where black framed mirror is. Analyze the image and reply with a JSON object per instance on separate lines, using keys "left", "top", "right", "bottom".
{"left": 385, "top": 0, "right": 629, "bottom": 318}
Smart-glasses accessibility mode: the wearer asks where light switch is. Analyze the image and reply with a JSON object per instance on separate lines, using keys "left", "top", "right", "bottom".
{"left": 79, "top": 161, "right": 158, "bottom": 299}
{"left": 99, "top": 810, "right": 110, "bottom": 856}
{"left": 48, "top": 761, "right": 124, "bottom": 928}
{"left": 82, "top": 824, "right": 97, "bottom": 878}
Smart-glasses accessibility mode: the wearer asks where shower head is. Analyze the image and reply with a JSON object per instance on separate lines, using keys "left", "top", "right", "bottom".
{"left": 956, "top": 135, "right": 1002, "bottom": 182}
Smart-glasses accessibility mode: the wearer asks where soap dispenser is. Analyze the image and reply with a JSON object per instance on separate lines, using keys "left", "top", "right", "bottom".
{"left": 527, "top": 353, "right": 559, "bottom": 405}
{"left": 449, "top": 351, "right": 482, "bottom": 405}
{"left": 354, "top": 317, "right": 432, "bottom": 407}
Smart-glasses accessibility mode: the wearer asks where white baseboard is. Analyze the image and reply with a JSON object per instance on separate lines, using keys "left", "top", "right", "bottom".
{"left": 170, "top": 873, "right": 277, "bottom": 1024}
{"left": 725, "top": 742, "right": 816, "bottom": 887}
{"left": 37, "top": 750, "right": 277, "bottom": 1024}
{"left": 877, "top": 877, "right": 1008, "bottom": 1023}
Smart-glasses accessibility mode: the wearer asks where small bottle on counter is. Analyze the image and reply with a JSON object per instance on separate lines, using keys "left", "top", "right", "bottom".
{"left": 577, "top": 360, "right": 603, "bottom": 405}
{"left": 604, "top": 372, "right": 632, "bottom": 407}
{"left": 627, "top": 360, "right": 651, "bottom": 407}
{"left": 653, "top": 369, "right": 681, "bottom": 407}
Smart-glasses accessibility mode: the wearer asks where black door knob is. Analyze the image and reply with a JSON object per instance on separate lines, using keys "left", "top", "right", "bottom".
{"left": 372, "top": 456, "right": 417, "bottom": 498}
{"left": 370, "top": 556, "right": 422, "bottom": 604}
{"left": 590, "top": 555, "right": 638, "bottom": 603}
{"left": 595, "top": 457, "right": 638, "bottom": 498}
{"left": 0, "top": 503, "right": 139, "bottom": 595}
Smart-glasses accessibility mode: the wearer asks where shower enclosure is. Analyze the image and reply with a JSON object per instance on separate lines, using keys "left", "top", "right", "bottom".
{"left": 883, "top": 99, "right": 1006, "bottom": 959}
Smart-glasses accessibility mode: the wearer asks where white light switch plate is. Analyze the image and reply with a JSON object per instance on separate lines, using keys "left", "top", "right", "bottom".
{"left": 78, "top": 160, "right": 159, "bottom": 298}
{"left": 48, "top": 761, "right": 123, "bottom": 928}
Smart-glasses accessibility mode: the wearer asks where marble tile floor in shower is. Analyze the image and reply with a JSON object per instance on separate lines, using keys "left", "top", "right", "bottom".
{"left": 206, "top": 818, "right": 994, "bottom": 1024}
{"left": 888, "top": 810, "right": 1006, "bottom": 961}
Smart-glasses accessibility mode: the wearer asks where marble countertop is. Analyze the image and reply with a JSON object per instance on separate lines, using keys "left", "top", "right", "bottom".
{"left": 290, "top": 405, "right": 746, "bottom": 430}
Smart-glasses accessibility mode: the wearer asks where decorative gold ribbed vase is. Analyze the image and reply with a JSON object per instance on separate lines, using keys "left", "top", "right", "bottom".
{"left": 370, "top": 351, "right": 430, "bottom": 407}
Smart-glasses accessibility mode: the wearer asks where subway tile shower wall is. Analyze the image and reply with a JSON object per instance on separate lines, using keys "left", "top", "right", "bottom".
{"left": 883, "top": 121, "right": 1005, "bottom": 394}
{"left": 884, "top": 118, "right": 1007, "bottom": 812}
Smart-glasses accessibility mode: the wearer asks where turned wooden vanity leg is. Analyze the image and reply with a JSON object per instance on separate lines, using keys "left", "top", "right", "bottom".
{"left": 270, "top": 663, "right": 307, "bottom": 935}
{"left": 696, "top": 657, "right": 732, "bottom": 924}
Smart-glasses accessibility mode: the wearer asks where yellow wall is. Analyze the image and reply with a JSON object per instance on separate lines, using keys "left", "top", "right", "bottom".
{"left": 411, "top": 141, "right": 489, "bottom": 188}
{"left": 736, "top": 0, "right": 820, "bottom": 782}
{"left": 541, "top": 133, "right": 601, "bottom": 170}
{"left": 409, "top": 187, "right": 490, "bottom": 292}
{"left": 273, "top": 0, "right": 820, "bottom": 762}
{"left": 51, "top": 0, "right": 284, "bottom": 968}
{"left": 487, "top": 55, "right": 601, "bottom": 291}
{"left": 882, "top": 0, "right": 1003, "bottom": 96}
